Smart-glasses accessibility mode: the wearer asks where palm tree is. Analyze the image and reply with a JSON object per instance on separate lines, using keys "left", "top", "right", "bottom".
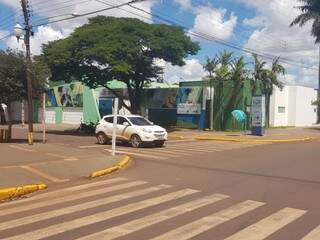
{"left": 251, "top": 54, "right": 285, "bottom": 128}
{"left": 251, "top": 54, "right": 267, "bottom": 95}
{"left": 223, "top": 56, "right": 248, "bottom": 129}
{"left": 203, "top": 56, "right": 219, "bottom": 130}
{"left": 264, "top": 57, "right": 285, "bottom": 127}
{"left": 291, "top": 0, "right": 320, "bottom": 123}
{"left": 214, "top": 50, "right": 233, "bottom": 130}
{"left": 203, "top": 56, "right": 219, "bottom": 79}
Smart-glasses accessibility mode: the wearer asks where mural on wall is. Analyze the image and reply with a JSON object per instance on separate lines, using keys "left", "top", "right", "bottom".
{"left": 177, "top": 87, "right": 202, "bottom": 115}
{"left": 45, "top": 89, "right": 57, "bottom": 107}
{"left": 177, "top": 87, "right": 202, "bottom": 104}
{"left": 46, "top": 83, "right": 84, "bottom": 107}
{"left": 145, "top": 89, "right": 178, "bottom": 109}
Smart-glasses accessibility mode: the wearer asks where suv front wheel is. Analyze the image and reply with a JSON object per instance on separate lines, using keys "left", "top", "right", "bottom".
{"left": 130, "top": 134, "right": 142, "bottom": 148}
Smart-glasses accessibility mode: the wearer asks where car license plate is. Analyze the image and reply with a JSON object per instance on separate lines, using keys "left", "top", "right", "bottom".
{"left": 155, "top": 134, "right": 164, "bottom": 139}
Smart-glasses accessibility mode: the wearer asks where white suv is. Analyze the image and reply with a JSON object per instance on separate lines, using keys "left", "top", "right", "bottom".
{"left": 95, "top": 114, "right": 168, "bottom": 147}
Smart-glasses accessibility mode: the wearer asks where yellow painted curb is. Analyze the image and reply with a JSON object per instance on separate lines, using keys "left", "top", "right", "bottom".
{"left": 0, "top": 183, "right": 47, "bottom": 202}
{"left": 89, "top": 156, "right": 131, "bottom": 179}
{"left": 168, "top": 135, "right": 186, "bottom": 140}
{"left": 195, "top": 136, "right": 313, "bottom": 143}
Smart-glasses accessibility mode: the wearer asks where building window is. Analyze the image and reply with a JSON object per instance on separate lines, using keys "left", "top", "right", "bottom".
{"left": 278, "top": 106, "right": 286, "bottom": 113}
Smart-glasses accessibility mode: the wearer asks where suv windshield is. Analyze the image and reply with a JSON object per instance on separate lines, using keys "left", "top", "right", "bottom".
{"left": 128, "top": 117, "right": 152, "bottom": 126}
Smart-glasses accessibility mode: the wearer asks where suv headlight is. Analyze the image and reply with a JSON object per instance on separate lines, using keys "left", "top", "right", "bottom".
{"left": 142, "top": 128, "right": 152, "bottom": 134}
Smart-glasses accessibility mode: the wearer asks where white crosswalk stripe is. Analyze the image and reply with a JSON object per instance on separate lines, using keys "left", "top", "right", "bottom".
{"left": 77, "top": 193, "right": 229, "bottom": 240}
{"left": 0, "top": 180, "right": 147, "bottom": 217}
{"left": 6, "top": 188, "right": 198, "bottom": 240}
{"left": 302, "top": 225, "right": 320, "bottom": 240}
{"left": 224, "top": 207, "right": 306, "bottom": 240}
{"left": 102, "top": 141, "right": 266, "bottom": 160}
{"left": 150, "top": 200, "right": 265, "bottom": 240}
{"left": 0, "top": 178, "right": 314, "bottom": 240}
{"left": 0, "top": 184, "right": 171, "bottom": 231}
{"left": 0, "top": 177, "right": 128, "bottom": 208}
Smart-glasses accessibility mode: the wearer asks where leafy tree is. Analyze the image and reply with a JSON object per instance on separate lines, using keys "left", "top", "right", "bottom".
{"left": 41, "top": 16, "right": 200, "bottom": 114}
{"left": 0, "top": 49, "right": 49, "bottom": 137}
{"left": 291, "top": 0, "right": 320, "bottom": 123}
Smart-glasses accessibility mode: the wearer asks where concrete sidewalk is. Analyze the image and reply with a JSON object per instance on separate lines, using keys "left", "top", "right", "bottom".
{"left": 169, "top": 127, "right": 320, "bottom": 142}
{"left": 11, "top": 123, "right": 320, "bottom": 142}
{"left": 0, "top": 142, "right": 127, "bottom": 189}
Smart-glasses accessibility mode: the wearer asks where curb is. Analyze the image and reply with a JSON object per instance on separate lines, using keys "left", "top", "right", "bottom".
{"left": 168, "top": 135, "right": 186, "bottom": 140}
{"left": 89, "top": 155, "right": 131, "bottom": 179}
{"left": 195, "top": 136, "right": 314, "bottom": 143}
{"left": 0, "top": 183, "right": 47, "bottom": 202}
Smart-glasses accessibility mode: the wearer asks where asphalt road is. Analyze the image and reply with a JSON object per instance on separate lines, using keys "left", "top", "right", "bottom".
{"left": 1, "top": 129, "right": 320, "bottom": 239}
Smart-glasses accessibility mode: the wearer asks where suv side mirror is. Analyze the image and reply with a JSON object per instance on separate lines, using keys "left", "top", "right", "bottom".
{"left": 123, "top": 122, "right": 130, "bottom": 126}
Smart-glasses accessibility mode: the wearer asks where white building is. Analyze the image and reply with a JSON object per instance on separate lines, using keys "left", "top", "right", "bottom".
{"left": 269, "top": 85, "right": 317, "bottom": 127}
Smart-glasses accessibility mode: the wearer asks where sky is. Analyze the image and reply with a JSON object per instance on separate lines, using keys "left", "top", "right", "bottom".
{"left": 0, "top": 0, "right": 318, "bottom": 88}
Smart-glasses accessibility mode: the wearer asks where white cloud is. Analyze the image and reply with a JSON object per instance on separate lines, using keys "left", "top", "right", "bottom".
{"left": 239, "top": 0, "right": 318, "bottom": 88}
{"left": 191, "top": 7, "right": 237, "bottom": 41}
{"left": 1, "top": 0, "right": 158, "bottom": 54}
{"left": 279, "top": 73, "right": 297, "bottom": 85}
{"left": 164, "top": 59, "right": 205, "bottom": 83}
{"left": 174, "top": 0, "right": 193, "bottom": 10}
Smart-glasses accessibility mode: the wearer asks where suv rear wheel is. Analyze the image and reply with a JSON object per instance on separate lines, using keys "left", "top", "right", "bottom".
{"left": 97, "top": 132, "right": 108, "bottom": 145}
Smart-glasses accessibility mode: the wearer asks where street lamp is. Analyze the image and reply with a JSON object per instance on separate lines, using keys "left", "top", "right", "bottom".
{"left": 14, "top": 24, "right": 23, "bottom": 42}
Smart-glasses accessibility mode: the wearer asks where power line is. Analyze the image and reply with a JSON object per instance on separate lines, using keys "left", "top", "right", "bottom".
{"left": 0, "top": 33, "right": 12, "bottom": 41}
{"left": 31, "top": 0, "right": 147, "bottom": 28}
{"left": 126, "top": 3, "right": 318, "bottom": 71}
{"left": 31, "top": 0, "right": 92, "bottom": 25}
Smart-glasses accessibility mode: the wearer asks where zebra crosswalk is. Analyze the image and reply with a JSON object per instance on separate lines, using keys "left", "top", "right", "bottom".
{"left": 0, "top": 177, "right": 317, "bottom": 240}
{"left": 100, "top": 140, "right": 268, "bottom": 160}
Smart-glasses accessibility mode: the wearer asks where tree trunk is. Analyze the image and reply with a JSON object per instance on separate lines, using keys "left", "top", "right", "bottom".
{"left": 213, "top": 80, "right": 224, "bottom": 130}
{"left": 7, "top": 104, "right": 12, "bottom": 141}
{"left": 265, "top": 93, "right": 270, "bottom": 128}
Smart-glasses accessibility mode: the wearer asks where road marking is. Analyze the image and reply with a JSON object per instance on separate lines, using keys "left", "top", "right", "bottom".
{"left": 79, "top": 145, "right": 105, "bottom": 149}
{"left": 0, "top": 177, "right": 128, "bottom": 208}
{"left": 77, "top": 193, "right": 229, "bottom": 240}
{"left": 150, "top": 200, "right": 265, "bottom": 240}
{"left": 105, "top": 149, "right": 168, "bottom": 159}
{"left": 6, "top": 189, "right": 198, "bottom": 240}
{"left": 46, "top": 153, "right": 68, "bottom": 158}
{"left": 0, "top": 181, "right": 147, "bottom": 217}
{"left": 140, "top": 149, "right": 192, "bottom": 156}
{"left": 0, "top": 184, "right": 171, "bottom": 231}
{"left": 111, "top": 147, "right": 186, "bottom": 158}
{"left": 302, "top": 225, "right": 320, "bottom": 239}
{"left": 63, "top": 157, "right": 79, "bottom": 161}
{"left": 8, "top": 145, "right": 36, "bottom": 153}
{"left": 224, "top": 207, "right": 307, "bottom": 240}
{"left": 165, "top": 145, "right": 217, "bottom": 151}
{"left": 20, "top": 165, "right": 69, "bottom": 183}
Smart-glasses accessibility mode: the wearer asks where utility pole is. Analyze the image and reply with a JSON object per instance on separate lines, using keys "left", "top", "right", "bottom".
{"left": 20, "top": 0, "right": 34, "bottom": 145}
{"left": 318, "top": 45, "right": 320, "bottom": 124}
